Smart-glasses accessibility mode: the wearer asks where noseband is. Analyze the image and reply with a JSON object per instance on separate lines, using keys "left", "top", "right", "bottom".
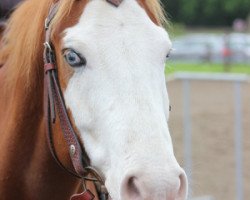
{"left": 43, "top": 1, "right": 123, "bottom": 200}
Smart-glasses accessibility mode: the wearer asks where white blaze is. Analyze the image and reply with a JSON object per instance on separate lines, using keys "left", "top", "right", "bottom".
{"left": 63, "top": 0, "right": 187, "bottom": 199}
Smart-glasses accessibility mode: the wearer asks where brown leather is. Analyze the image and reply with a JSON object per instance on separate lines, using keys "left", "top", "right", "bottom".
{"left": 50, "top": 71, "right": 90, "bottom": 175}
{"left": 70, "top": 190, "right": 95, "bottom": 200}
{"left": 44, "top": 63, "right": 56, "bottom": 73}
{"left": 43, "top": 1, "right": 124, "bottom": 199}
{"left": 44, "top": 1, "right": 89, "bottom": 178}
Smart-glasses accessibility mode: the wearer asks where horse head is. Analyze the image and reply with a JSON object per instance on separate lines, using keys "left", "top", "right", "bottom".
{"left": 0, "top": 0, "right": 188, "bottom": 199}
{"left": 48, "top": 0, "right": 188, "bottom": 199}
{"left": 48, "top": 0, "right": 187, "bottom": 200}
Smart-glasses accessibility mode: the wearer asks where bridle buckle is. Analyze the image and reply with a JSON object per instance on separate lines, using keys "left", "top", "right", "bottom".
{"left": 44, "top": 18, "right": 50, "bottom": 30}
{"left": 44, "top": 42, "right": 55, "bottom": 65}
{"left": 44, "top": 42, "right": 52, "bottom": 52}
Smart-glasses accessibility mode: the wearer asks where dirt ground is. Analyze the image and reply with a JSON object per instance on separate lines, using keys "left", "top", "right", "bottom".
{"left": 167, "top": 79, "right": 250, "bottom": 200}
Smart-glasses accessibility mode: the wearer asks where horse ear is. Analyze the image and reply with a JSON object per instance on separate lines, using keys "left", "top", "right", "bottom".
{"left": 0, "top": 22, "right": 6, "bottom": 39}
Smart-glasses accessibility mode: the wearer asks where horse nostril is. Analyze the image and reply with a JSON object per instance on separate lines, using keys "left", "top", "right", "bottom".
{"left": 128, "top": 177, "right": 140, "bottom": 196}
{"left": 122, "top": 176, "right": 141, "bottom": 199}
{"left": 121, "top": 170, "right": 188, "bottom": 200}
{"left": 176, "top": 172, "right": 188, "bottom": 200}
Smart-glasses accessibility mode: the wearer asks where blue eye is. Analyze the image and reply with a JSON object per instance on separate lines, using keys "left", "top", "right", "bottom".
{"left": 63, "top": 49, "right": 86, "bottom": 67}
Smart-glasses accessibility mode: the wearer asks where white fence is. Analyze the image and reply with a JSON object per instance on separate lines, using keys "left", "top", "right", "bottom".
{"left": 168, "top": 72, "right": 250, "bottom": 200}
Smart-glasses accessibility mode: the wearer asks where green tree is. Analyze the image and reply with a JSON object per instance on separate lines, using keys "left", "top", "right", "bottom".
{"left": 162, "top": 0, "right": 250, "bottom": 26}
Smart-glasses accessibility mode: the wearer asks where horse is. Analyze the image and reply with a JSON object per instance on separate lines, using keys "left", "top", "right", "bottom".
{"left": 0, "top": 0, "right": 188, "bottom": 199}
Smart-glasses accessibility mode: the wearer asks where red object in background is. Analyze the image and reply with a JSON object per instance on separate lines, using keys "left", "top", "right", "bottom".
{"left": 222, "top": 47, "right": 232, "bottom": 57}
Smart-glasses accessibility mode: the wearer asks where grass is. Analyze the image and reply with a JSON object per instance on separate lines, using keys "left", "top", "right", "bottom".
{"left": 165, "top": 62, "right": 250, "bottom": 76}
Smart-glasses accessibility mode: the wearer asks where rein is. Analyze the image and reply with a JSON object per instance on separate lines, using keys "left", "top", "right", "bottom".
{"left": 43, "top": 1, "right": 123, "bottom": 199}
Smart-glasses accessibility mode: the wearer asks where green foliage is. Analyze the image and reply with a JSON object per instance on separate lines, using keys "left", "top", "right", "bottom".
{"left": 162, "top": 0, "right": 250, "bottom": 26}
{"left": 167, "top": 23, "right": 186, "bottom": 38}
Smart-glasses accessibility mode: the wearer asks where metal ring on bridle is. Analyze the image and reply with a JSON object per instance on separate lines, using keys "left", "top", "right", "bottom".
{"left": 44, "top": 42, "right": 52, "bottom": 52}
{"left": 84, "top": 166, "right": 105, "bottom": 184}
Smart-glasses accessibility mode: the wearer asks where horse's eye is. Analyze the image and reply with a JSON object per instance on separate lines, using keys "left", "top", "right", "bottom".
{"left": 63, "top": 49, "right": 86, "bottom": 67}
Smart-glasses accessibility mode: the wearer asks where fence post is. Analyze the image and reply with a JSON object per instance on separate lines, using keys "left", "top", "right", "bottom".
{"left": 183, "top": 79, "right": 192, "bottom": 198}
{"left": 234, "top": 81, "right": 244, "bottom": 200}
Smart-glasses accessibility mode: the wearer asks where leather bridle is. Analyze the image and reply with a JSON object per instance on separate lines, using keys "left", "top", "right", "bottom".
{"left": 43, "top": 0, "right": 123, "bottom": 199}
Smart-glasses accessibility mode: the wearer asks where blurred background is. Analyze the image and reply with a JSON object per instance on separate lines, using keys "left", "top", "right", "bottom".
{"left": 162, "top": 0, "right": 250, "bottom": 200}
{"left": 163, "top": 0, "right": 250, "bottom": 69}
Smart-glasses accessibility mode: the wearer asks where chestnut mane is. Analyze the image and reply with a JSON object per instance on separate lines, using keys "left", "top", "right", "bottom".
{"left": 0, "top": 0, "right": 166, "bottom": 91}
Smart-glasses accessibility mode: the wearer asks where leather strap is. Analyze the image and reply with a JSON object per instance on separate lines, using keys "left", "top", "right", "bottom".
{"left": 43, "top": 1, "right": 124, "bottom": 199}
{"left": 44, "top": 2, "right": 89, "bottom": 177}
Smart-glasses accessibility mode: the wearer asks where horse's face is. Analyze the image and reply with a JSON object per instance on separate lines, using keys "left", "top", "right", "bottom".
{"left": 61, "top": 0, "right": 187, "bottom": 199}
